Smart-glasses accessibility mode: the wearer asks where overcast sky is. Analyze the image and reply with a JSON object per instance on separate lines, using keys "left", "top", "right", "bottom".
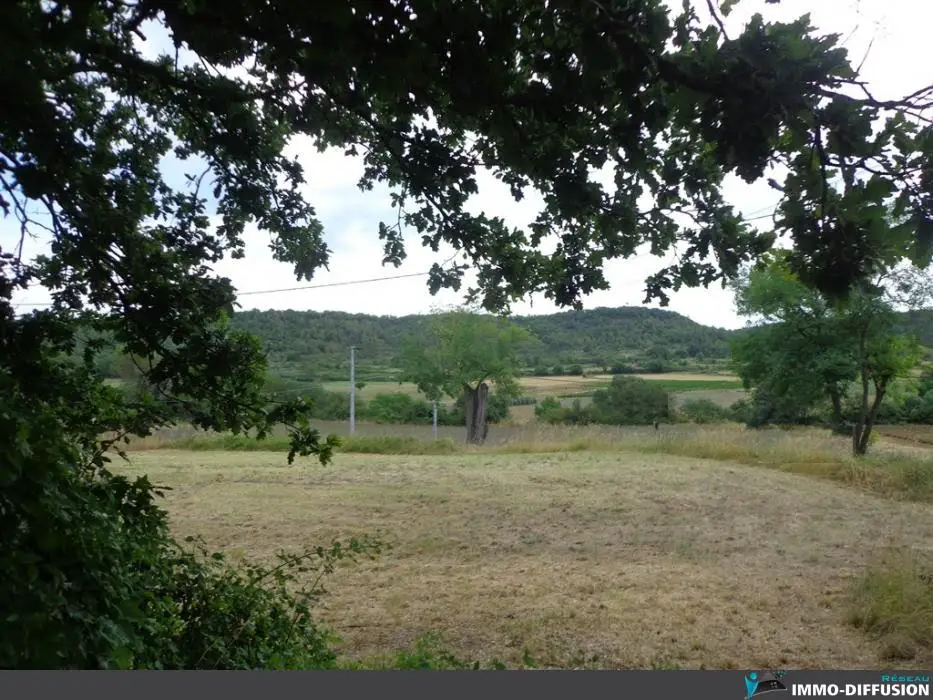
{"left": 6, "top": 0, "right": 930, "bottom": 329}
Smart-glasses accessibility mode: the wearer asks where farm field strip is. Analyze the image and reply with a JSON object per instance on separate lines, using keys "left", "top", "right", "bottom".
{"left": 319, "top": 374, "right": 743, "bottom": 402}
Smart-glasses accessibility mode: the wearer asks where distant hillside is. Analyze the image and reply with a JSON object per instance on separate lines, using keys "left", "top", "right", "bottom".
{"left": 895, "top": 309, "right": 933, "bottom": 348}
{"left": 86, "top": 306, "right": 933, "bottom": 385}
{"left": 229, "top": 306, "right": 734, "bottom": 380}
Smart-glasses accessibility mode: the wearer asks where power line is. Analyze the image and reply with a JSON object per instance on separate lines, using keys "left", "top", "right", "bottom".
{"left": 11, "top": 205, "right": 782, "bottom": 308}
{"left": 238, "top": 270, "right": 432, "bottom": 297}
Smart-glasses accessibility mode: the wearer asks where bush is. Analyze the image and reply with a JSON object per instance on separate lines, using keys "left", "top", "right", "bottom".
{"left": 728, "top": 399, "right": 752, "bottom": 424}
{"left": 366, "top": 392, "right": 434, "bottom": 424}
{"left": 589, "top": 376, "right": 670, "bottom": 425}
{"left": 135, "top": 536, "right": 381, "bottom": 669}
{"left": 905, "top": 393, "right": 933, "bottom": 424}
{"left": 0, "top": 434, "right": 376, "bottom": 669}
{"left": 535, "top": 396, "right": 587, "bottom": 424}
{"left": 677, "top": 399, "right": 732, "bottom": 424}
{"left": 534, "top": 396, "right": 562, "bottom": 417}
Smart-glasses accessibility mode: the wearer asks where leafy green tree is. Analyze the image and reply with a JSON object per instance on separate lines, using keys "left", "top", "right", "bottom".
{"left": 732, "top": 256, "right": 924, "bottom": 454}
{"left": 3, "top": 0, "right": 933, "bottom": 669}
{"left": 398, "top": 309, "right": 534, "bottom": 443}
{"left": 731, "top": 259, "right": 856, "bottom": 428}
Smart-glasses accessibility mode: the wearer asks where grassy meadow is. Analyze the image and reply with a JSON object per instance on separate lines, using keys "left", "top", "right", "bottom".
{"left": 118, "top": 415, "right": 933, "bottom": 669}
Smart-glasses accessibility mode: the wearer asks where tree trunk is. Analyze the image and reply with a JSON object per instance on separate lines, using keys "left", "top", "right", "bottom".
{"left": 855, "top": 382, "right": 886, "bottom": 456}
{"left": 828, "top": 385, "right": 843, "bottom": 428}
{"left": 853, "top": 331, "right": 870, "bottom": 457}
{"left": 852, "top": 373, "right": 870, "bottom": 456}
{"left": 464, "top": 382, "right": 489, "bottom": 445}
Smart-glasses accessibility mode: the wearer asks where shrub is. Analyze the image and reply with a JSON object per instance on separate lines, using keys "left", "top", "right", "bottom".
{"left": 905, "top": 393, "right": 933, "bottom": 424}
{"left": 366, "top": 392, "right": 434, "bottom": 424}
{"left": 678, "top": 398, "right": 732, "bottom": 424}
{"left": 589, "top": 376, "right": 671, "bottom": 425}
{"left": 728, "top": 399, "right": 752, "bottom": 424}
{"left": 534, "top": 395, "right": 563, "bottom": 421}
{"left": 135, "top": 536, "right": 381, "bottom": 669}
{"left": 0, "top": 432, "right": 375, "bottom": 669}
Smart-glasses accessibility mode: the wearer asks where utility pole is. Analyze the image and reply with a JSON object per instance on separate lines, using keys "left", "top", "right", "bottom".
{"left": 432, "top": 400, "right": 438, "bottom": 441}
{"left": 349, "top": 345, "right": 356, "bottom": 435}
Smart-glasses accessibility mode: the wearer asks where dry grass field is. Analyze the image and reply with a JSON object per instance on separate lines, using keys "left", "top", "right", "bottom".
{"left": 119, "top": 425, "right": 933, "bottom": 669}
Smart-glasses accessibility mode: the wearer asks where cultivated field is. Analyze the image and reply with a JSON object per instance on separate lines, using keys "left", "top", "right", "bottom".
{"left": 121, "top": 424, "right": 933, "bottom": 669}
{"left": 320, "top": 373, "right": 743, "bottom": 402}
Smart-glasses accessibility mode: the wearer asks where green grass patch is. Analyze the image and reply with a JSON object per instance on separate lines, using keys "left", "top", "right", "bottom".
{"left": 153, "top": 432, "right": 460, "bottom": 456}
{"left": 340, "top": 435, "right": 460, "bottom": 455}
{"left": 845, "top": 547, "right": 933, "bottom": 662}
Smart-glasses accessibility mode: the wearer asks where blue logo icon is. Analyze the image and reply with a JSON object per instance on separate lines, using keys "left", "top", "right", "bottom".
{"left": 745, "top": 671, "right": 788, "bottom": 699}
{"left": 745, "top": 672, "right": 760, "bottom": 699}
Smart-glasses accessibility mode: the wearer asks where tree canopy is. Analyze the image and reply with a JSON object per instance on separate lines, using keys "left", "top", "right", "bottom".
{"left": 731, "top": 255, "right": 924, "bottom": 454}
{"left": 3, "top": 0, "right": 933, "bottom": 669}
{"left": 4, "top": 0, "right": 933, "bottom": 323}
{"left": 398, "top": 309, "right": 534, "bottom": 442}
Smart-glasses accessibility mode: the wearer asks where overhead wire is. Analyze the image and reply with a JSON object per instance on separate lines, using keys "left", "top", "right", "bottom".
{"left": 11, "top": 204, "right": 782, "bottom": 308}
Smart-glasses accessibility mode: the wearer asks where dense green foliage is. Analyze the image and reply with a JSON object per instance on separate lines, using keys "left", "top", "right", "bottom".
{"left": 731, "top": 256, "right": 925, "bottom": 453}
{"left": 91, "top": 305, "right": 933, "bottom": 386}
{"left": 535, "top": 376, "right": 672, "bottom": 425}
{"left": 676, "top": 398, "right": 734, "bottom": 424}
{"left": 398, "top": 310, "right": 532, "bottom": 443}
{"left": 212, "top": 306, "right": 735, "bottom": 381}
{"left": 3, "top": 0, "right": 933, "bottom": 670}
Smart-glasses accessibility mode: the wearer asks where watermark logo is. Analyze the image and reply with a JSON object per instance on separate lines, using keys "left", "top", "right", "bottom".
{"left": 790, "top": 675, "right": 930, "bottom": 697}
{"left": 746, "top": 671, "right": 790, "bottom": 699}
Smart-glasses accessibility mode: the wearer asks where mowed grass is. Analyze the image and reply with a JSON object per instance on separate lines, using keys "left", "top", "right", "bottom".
{"left": 129, "top": 421, "right": 933, "bottom": 505}
{"left": 119, "top": 446, "right": 933, "bottom": 669}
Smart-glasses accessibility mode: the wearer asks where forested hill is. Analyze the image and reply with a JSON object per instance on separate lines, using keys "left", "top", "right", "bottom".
{"left": 896, "top": 310, "right": 933, "bottom": 349}
{"left": 229, "top": 306, "right": 735, "bottom": 376}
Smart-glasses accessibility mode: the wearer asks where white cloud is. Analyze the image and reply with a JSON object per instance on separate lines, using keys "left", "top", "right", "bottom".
{"left": 6, "top": 0, "right": 929, "bottom": 329}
